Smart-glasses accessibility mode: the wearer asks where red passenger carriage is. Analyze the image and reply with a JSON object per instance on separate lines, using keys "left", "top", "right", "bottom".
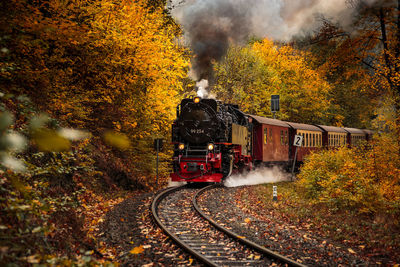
{"left": 249, "top": 115, "right": 290, "bottom": 165}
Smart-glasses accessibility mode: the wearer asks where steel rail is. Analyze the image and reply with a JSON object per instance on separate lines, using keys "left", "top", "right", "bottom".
{"left": 151, "top": 185, "right": 219, "bottom": 267}
{"left": 193, "top": 184, "right": 307, "bottom": 267}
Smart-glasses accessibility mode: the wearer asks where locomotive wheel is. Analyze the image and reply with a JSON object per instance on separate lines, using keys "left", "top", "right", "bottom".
{"left": 221, "top": 153, "right": 233, "bottom": 178}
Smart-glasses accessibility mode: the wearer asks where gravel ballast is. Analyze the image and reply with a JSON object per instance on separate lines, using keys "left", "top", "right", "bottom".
{"left": 98, "top": 185, "right": 389, "bottom": 266}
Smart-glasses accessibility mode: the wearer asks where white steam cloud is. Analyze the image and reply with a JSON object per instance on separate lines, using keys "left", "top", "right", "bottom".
{"left": 196, "top": 79, "right": 209, "bottom": 98}
{"left": 224, "top": 166, "right": 290, "bottom": 187}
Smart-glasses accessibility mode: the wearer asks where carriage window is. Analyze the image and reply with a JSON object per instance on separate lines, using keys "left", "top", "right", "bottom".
{"left": 306, "top": 133, "right": 309, "bottom": 147}
{"left": 285, "top": 131, "right": 288, "bottom": 145}
{"left": 313, "top": 134, "right": 315, "bottom": 147}
{"left": 270, "top": 128, "right": 273, "bottom": 143}
{"left": 264, "top": 128, "right": 267, "bottom": 144}
{"left": 280, "top": 130, "right": 283, "bottom": 145}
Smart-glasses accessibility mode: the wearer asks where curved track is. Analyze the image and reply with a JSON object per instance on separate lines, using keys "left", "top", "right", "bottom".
{"left": 152, "top": 185, "right": 306, "bottom": 267}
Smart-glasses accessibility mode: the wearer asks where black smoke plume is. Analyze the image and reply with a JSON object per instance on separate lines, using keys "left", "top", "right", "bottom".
{"left": 171, "top": 0, "right": 379, "bottom": 82}
{"left": 178, "top": 1, "right": 250, "bottom": 81}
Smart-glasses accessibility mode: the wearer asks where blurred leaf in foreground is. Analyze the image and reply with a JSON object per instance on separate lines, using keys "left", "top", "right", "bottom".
{"left": 0, "top": 112, "right": 13, "bottom": 132}
{"left": 29, "top": 114, "right": 50, "bottom": 130}
{"left": 1, "top": 131, "right": 27, "bottom": 152}
{"left": 0, "top": 154, "right": 26, "bottom": 172}
{"left": 103, "top": 131, "right": 131, "bottom": 150}
{"left": 58, "top": 128, "right": 91, "bottom": 141}
{"left": 32, "top": 128, "right": 71, "bottom": 152}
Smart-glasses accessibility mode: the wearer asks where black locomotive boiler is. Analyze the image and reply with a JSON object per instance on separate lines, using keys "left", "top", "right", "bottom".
{"left": 171, "top": 96, "right": 253, "bottom": 182}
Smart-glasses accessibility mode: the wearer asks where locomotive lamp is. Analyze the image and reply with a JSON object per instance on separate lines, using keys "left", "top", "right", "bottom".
{"left": 207, "top": 143, "right": 214, "bottom": 150}
{"left": 193, "top": 96, "right": 201, "bottom": 103}
{"left": 178, "top": 143, "right": 185, "bottom": 150}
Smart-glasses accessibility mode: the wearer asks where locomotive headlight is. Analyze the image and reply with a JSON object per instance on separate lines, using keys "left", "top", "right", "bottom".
{"left": 193, "top": 97, "right": 201, "bottom": 103}
{"left": 207, "top": 143, "right": 214, "bottom": 151}
{"left": 178, "top": 143, "right": 185, "bottom": 150}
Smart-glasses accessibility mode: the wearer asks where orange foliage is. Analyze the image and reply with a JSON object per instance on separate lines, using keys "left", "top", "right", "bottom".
{"left": 298, "top": 134, "right": 400, "bottom": 214}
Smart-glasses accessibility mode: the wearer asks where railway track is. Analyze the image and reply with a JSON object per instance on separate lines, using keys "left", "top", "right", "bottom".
{"left": 152, "top": 184, "right": 306, "bottom": 267}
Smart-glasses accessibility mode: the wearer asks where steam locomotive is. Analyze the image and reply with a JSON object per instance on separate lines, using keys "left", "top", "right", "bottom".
{"left": 171, "top": 96, "right": 372, "bottom": 183}
{"left": 171, "top": 97, "right": 252, "bottom": 182}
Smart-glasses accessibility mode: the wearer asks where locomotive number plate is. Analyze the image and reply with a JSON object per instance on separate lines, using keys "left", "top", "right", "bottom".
{"left": 190, "top": 129, "right": 205, "bottom": 134}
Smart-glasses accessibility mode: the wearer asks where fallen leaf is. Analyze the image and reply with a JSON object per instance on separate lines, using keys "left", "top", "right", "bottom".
{"left": 348, "top": 248, "right": 356, "bottom": 254}
{"left": 26, "top": 255, "right": 40, "bottom": 264}
{"left": 130, "top": 245, "right": 144, "bottom": 254}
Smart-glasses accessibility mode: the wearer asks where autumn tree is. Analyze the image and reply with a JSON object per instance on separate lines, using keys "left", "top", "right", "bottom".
{"left": 213, "top": 39, "right": 337, "bottom": 125}
{"left": 297, "top": 21, "right": 377, "bottom": 128}
{"left": 0, "top": 0, "right": 190, "bottom": 186}
{"left": 301, "top": 0, "right": 400, "bottom": 130}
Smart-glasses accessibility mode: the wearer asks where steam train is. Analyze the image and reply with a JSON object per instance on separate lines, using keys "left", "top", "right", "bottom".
{"left": 170, "top": 96, "right": 372, "bottom": 183}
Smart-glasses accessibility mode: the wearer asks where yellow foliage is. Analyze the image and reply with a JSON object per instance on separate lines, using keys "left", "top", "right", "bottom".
{"left": 1, "top": 0, "right": 189, "bottom": 181}
{"left": 213, "top": 39, "right": 335, "bottom": 124}
{"left": 298, "top": 133, "right": 400, "bottom": 214}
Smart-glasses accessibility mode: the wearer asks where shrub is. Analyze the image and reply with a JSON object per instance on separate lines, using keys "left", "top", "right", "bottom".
{"left": 298, "top": 134, "right": 400, "bottom": 214}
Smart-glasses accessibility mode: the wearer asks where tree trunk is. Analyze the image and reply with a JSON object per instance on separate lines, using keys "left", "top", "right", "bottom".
{"left": 379, "top": 8, "right": 394, "bottom": 89}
